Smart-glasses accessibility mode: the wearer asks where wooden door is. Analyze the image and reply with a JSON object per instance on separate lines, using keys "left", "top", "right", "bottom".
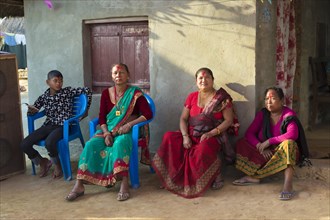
{"left": 91, "top": 21, "right": 149, "bottom": 93}
{"left": 0, "top": 54, "right": 26, "bottom": 180}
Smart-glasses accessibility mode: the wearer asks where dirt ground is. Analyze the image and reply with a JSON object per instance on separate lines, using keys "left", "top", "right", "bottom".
{"left": 1, "top": 160, "right": 329, "bottom": 220}
{"left": 1, "top": 79, "right": 329, "bottom": 220}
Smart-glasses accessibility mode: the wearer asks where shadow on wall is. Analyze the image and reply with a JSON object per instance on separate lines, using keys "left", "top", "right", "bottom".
{"left": 226, "top": 82, "right": 255, "bottom": 102}
{"left": 150, "top": 57, "right": 257, "bottom": 152}
{"left": 225, "top": 83, "right": 256, "bottom": 146}
{"left": 148, "top": 1, "right": 256, "bottom": 39}
{"left": 150, "top": 57, "right": 196, "bottom": 152}
{"left": 145, "top": 2, "right": 258, "bottom": 150}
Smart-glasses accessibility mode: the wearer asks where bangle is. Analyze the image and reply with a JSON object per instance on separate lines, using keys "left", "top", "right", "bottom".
{"left": 216, "top": 127, "right": 221, "bottom": 135}
{"left": 182, "top": 134, "right": 188, "bottom": 137}
{"left": 127, "top": 122, "right": 132, "bottom": 128}
{"left": 103, "top": 132, "right": 111, "bottom": 138}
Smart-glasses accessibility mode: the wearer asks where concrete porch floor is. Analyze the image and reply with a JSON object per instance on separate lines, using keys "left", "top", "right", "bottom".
{"left": 0, "top": 80, "right": 329, "bottom": 219}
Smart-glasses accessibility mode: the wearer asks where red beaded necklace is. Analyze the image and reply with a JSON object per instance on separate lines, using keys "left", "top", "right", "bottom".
{"left": 114, "top": 85, "right": 128, "bottom": 102}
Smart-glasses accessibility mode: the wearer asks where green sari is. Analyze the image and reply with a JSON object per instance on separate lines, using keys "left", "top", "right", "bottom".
{"left": 77, "top": 86, "right": 143, "bottom": 186}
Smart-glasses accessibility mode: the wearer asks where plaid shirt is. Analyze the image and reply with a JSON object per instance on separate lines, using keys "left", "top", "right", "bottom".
{"left": 32, "top": 87, "right": 92, "bottom": 126}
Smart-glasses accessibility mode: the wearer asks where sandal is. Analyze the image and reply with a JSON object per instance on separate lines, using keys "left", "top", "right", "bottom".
{"left": 39, "top": 159, "right": 52, "bottom": 178}
{"left": 65, "top": 191, "right": 85, "bottom": 201}
{"left": 117, "top": 191, "right": 130, "bottom": 201}
{"left": 52, "top": 163, "right": 63, "bottom": 179}
{"left": 211, "top": 174, "right": 224, "bottom": 190}
{"left": 279, "top": 191, "right": 295, "bottom": 201}
{"left": 211, "top": 179, "right": 224, "bottom": 190}
{"left": 232, "top": 177, "right": 260, "bottom": 186}
{"left": 52, "top": 170, "right": 63, "bottom": 179}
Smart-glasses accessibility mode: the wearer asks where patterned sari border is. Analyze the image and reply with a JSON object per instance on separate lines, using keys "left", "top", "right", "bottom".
{"left": 153, "top": 153, "right": 220, "bottom": 198}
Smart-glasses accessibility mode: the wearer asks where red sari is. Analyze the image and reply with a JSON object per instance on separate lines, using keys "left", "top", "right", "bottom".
{"left": 152, "top": 88, "right": 235, "bottom": 198}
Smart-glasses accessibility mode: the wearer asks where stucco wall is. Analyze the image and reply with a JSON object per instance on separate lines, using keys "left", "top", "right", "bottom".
{"left": 24, "top": 0, "right": 256, "bottom": 152}
{"left": 255, "top": 1, "right": 276, "bottom": 110}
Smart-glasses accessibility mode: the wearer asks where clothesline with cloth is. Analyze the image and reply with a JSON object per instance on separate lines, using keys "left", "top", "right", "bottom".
{"left": 0, "top": 32, "right": 27, "bottom": 69}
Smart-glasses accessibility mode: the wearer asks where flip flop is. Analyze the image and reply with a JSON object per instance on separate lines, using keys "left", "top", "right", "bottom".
{"left": 39, "top": 160, "right": 52, "bottom": 178}
{"left": 117, "top": 191, "right": 130, "bottom": 201}
{"left": 232, "top": 178, "right": 260, "bottom": 186}
{"left": 279, "top": 191, "right": 295, "bottom": 201}
{"left": 65, "top": 191, "right": 85, "bottom": 201}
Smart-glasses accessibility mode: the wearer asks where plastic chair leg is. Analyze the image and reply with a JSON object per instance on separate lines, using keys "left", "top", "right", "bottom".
{"left": 78, "top": 132, "right": 85, "bottom": 147}
{"left": 129, "top": 141, "right": 140, "bottom": 189}
{"left": 58, "top": 142, "right": 72, "bottom": 181}
{"left": 31, "top": 161, "right": 36, "bottom": 175}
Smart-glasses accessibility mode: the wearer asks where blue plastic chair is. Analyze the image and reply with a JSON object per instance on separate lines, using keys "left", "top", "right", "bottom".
{"left": 28, "top": 94, "right": 88, "bottom": 181}
{"left": 89, "top": 93, "right": 156, "bottom": 189}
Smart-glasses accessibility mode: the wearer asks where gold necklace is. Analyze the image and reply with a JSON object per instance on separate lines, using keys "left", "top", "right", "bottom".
{"left": 114, "top": 86, "right": 128, "bottom": 116}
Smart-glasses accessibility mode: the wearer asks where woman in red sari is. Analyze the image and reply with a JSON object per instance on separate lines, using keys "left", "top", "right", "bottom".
{"left": 152, "top": 67, "right": 237, "bottom": 198}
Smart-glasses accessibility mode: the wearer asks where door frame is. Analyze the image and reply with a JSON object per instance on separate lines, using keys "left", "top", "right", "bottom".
{"left": 82, "top": 16, "right": 149, "bottom": 93}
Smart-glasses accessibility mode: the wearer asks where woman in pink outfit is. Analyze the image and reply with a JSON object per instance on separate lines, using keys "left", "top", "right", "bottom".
{"left": 233, "top": 87, "right": 309, "bottom": 200}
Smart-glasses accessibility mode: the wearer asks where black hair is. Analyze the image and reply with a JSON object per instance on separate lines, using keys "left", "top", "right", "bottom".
{"left": 112, "top": 63, "right": 130, "bottom": 74}
{"left": 264, "top": 86, "right": 284, "bottom": 100}
{"left": 195, "top": 67, "right": 214, "bottom": 80}
{"left": 47, "top": 70, "right": 63, "bottom": 80}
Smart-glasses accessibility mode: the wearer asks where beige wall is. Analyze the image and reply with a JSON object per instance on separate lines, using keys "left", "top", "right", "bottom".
{"left": 24, "top": 0, "right": 256, "bottom": 151}
{"left": 149, "top": 2, "right": 257, "bottom": 149}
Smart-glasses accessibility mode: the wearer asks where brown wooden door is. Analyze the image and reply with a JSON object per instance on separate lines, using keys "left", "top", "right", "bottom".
{"left": 0, "top": 54, "right": 26, "bottom": 179}
{"left": 91, "top": 21, "right": 149, "bottom": 93}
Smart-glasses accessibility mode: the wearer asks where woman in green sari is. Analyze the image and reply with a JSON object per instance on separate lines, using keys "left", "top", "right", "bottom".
{"left": 66, "top": 63, "right": 153, "bottom": 202}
